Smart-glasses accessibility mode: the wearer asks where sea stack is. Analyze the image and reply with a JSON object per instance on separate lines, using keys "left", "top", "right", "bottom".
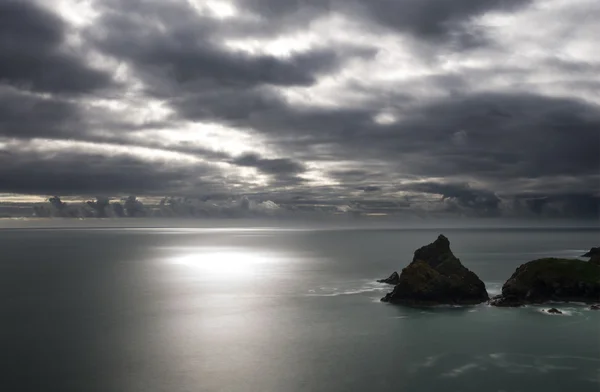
{"left": 380, "top": 235, "right": 489, "bottom": 306}
{"left": 582, "top": 247, "right": 600, "bottom": 265}
{"left": 490, "top": 258, "right": 600, "bottom": 307}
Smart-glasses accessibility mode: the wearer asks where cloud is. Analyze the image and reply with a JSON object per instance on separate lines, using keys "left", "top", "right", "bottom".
{"left": 0, "top": 141, "right": 226, "bottom": 196}
{"left": 510, "top": 194, "right": 600, "bottom": 219}
{"left": 0, "top": 0, "right": 113, "bottom": 95}
{"left": 232, "top": 153, "right": 306, "bottom": 184}
{"left": 238, "top": 0, "right": 532, "bottom": 48}
{"left": 86, "top": 196, "right": 110, "bottom": 217}
{"left": 403, "top": 181, "right": 501, "bottom": 216}
{"left": 0, "top": 87, "right": 82, "bottom": 139}
{"left": 373, "top": 93, "right": 600, "bottom": 180}
{"left": 1, "top": 0, "right": 598, "bottom": 220}
{"left": 354, "top": 0, "right": 531, "bottom": 46}
{"left": 88, "top": 0, "right": 372, "bottom": 93}
{"left": 358, "top": 186, "right": 382, "bottom": 192}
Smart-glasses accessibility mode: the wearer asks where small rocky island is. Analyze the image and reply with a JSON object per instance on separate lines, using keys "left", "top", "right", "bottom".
{"left": 490, "top": 257, "right": 600, "bottom": 307}
{"left": 380, "top": 235, "right": 489, "bottom": 306}
{"left": 378, "top": 238, "right": 600, "bottom": 309}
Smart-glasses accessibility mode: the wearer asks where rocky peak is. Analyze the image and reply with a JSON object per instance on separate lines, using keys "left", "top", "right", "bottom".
{"left": 380, "top": 235, "right": 489, "bottom": 306}
{"left": 412, "top": 234, "right": 454, "bottom": 268}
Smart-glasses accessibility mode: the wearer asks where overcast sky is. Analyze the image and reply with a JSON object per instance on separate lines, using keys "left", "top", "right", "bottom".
{"left": 0, "top": 0, "right": 598, "bottom": 218}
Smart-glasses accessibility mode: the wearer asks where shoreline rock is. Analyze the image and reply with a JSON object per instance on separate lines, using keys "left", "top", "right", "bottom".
{"left": 581, "top": 247, "right": 600, "bottom": 258}
{"left": 489, "top": 258, "right": 600, "bottom": 307}
{"left": 380, "top": 235, "right": 489, "bottom": 306}
{"left": 377, "top": 271, "right": 400, "bottom": 285}
{"left": 582, "top": 247, "right": 600, "bottom": 265}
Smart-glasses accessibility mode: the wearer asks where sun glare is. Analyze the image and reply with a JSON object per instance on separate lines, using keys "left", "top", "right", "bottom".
{"left": 167, "top": 248, "right": 278, "bottom": 279}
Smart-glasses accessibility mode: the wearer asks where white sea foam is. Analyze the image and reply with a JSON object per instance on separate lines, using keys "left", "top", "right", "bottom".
{"left": 409, "top": 354, "right": 445, "bottom": 373}
{"left": 305, "top": 281, "right": 390, "bottom": 297}
{"left": 538, "top": 308, "right": 578, "bottom": 316}
{"left": 486, "top": 352, "right": 596, "bottom": 375}
{"left": 442, "top": 363, "right": 480, "bottom": 377}
{"left": 485, "top": 282, "right": 503, "bottom": 296}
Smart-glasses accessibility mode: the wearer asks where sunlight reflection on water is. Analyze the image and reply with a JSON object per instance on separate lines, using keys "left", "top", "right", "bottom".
{"left": 166, "top": 247, "right": 281, "bottom": 279}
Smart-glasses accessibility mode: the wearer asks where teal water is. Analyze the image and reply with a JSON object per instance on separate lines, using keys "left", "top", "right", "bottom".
{"left": 0, "top": 226, "right": 598, "bottom": 391}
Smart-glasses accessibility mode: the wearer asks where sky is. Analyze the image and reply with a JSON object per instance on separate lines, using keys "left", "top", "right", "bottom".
{"left": 0, "top": 0, "right": 599, "bottom": 219}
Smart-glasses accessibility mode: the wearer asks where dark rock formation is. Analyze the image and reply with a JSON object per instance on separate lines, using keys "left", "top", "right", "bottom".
{"left": 546, "top": 308, "right": 562, "bottom": 314}
{"left": 590, "top": 304, "right": 600, "bottom": 310}
{"left": 490, "top": 258, "right": 600, "bottom": 307}
{"left": 581, "top": 247, "right": 600, "bottom": 258}
{"left": 377, "top": 271, "right": 400, "bottom": 285}
{"left": 489, "top": 294, "right": 521, "bottom": 307}
{"left": 582, "top": 247, "right": 600, "bottom": 265}
{"left": 381, "top": 235, "right": 489, "bottom": 306}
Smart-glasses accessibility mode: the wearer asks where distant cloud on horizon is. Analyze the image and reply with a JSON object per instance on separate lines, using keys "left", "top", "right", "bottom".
{"left": 0, "top": 0, "right": 598, "bottom": 219}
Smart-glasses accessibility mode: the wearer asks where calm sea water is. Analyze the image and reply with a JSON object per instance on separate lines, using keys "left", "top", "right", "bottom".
{"left": 0, "top": 226, "right": 599, "bottom": 392}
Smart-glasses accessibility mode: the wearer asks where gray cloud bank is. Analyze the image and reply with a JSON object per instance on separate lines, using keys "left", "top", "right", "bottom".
{"left": 0, "top": 0, "right": 598, "bottom": 220}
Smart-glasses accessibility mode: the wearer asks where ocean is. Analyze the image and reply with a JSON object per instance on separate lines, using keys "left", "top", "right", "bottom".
{"left": 0, "top": 225, "right": 599, "bottom": 391}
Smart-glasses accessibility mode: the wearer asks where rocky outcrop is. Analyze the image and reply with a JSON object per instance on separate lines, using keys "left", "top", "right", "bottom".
{"left": 546, "top": 308, "right": 562, "bottom": 314}
{"left": 377, "top": 271, "right": 400, "bottom": 285}
{"left": 582, "top": 247, "right": 600, "bottom": 265}
{"left": 381, "top": 235, "right": 489, "bottom": 306}
{"left": 590, "top": 304, "right": 600, "bottom": 310}
{"left": 582, "top": 247, "right": 600, "bottom": 258}
{"left": 490, "top": 258, "right": 600, "bottom": 307}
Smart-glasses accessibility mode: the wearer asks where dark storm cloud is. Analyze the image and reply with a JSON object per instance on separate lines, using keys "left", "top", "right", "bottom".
{"left": 403, "top": 181, "right": 501, "bottom": 216}
{"left": 328, "top": 169, "right": 400, "bottom": 191}
{"left": 88, "top": 0, "right": 372, "bottom": 94}
{"left": 0, "top": 147, "right": 224, "bottom": 196}
{"left": 350, "top": 199, "right": 411, "bottom": 213}
{"left": 178, "top": 89, "right": 375, "bottom": 141}
{"left": 229, "top": 91, "right": 599, "bottom": 181}
{"left": 232, "top": 153, "right": 305, "bottom": 176}
{"left": 168, "top": 86, "right": 599, "bottom": 217}
{"left": 0, "top": 87, "right": 82, "bottom": 139}
{"left": 330, "top": 170, "right": 388, "bottom": 182}
{"left": 0, "top": 87, "right": 218, "bottom": 159}
{"left": 231, "top": 153, "right": 307, "bottom": 186}
{"left": 0, "top": 0, "right": 112, "bottom": 94}
{"left": 238, "top": 0, "right": 531, "bottom": 47}
{"left": 511, "top": 194, "right": 600, "bottom": 219}
{"left": 0, "top": 86, "right": 230, "bottom": 163}
{"left": 378, "top": 93, "right": 600, "bottom": 180}
{"left": 180, "top": 89, "right": 599, "bottom": 189}
{"left": 349, "top": 0, "right": 530, "bottom": 47}
{"left": 358, "top": 186, "right": 382, "bottom": 192}
{"left": 204, "top": 88, "right": 598, "bottom": 217}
